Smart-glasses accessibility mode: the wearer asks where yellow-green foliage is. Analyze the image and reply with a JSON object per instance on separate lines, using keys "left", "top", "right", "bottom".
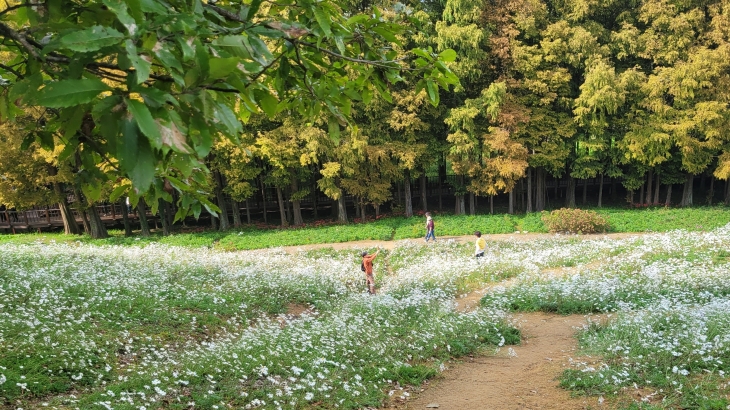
{"left": 541, "top": 208, "right": 609, "bottom": 234}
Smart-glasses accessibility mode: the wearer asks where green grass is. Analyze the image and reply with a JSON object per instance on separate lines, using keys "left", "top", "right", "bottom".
{"left": 1, "top": 206, "right": 728, "bottom": 251}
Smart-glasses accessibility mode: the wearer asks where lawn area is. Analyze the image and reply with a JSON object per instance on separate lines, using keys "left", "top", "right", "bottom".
{"left": 2, "top": 210, "right": 730, "bottom": 409}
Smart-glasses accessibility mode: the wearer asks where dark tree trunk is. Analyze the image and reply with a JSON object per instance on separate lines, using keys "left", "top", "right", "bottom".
{"left": 291, "top": 178, "right": 303, "bottom": 225}
{"left": 490, "top": 195, "right": 494, "bottom": 214}
{"left": 527, "top": 168, "right": 533, "bottom": 213}
{"left": 508, "top": 188, "right": 515, "bottom": 214}
{"left": 639, "top": 182, "right": 645, "bottom": 206}
{"left": 404, "top": 170, "right": 413, "bottom": 217}
{"left": 87, "top": 204, "right": 108, "bottom": 239}
{"left": 276, "top": 187, "right": 288, "bottom": 226}
{"left": 725, "top": 180, "right": 730, "bottom": 205}
{"left": 420, "top": 174, "right": 428, "bottom": 212}
{"left": 158, "top": 199, "right": 171, "bottom": 236}
{"left": 535, "top": 168, "right": 546, "bottom": 212}
{"left": 645, "top": 169, "right": 653, "bottom": 205}
{"left": 337, "top": 194, "right": 348, "bottom": 223}
{"left": 469, "top": 192, "right": 476, "bottom": 216}
{"left": 653, "top": 173, "right": 661, "bottom": 204}
{"left": 611, "top": 177, "right": 617, "bottom": 203}
{"left": 565, "top": 176, "right": 576, "bottom": 208}
{"left": 232, "top": 200, "right": 242, "bottom": 227}
{"left": 665, "top": 184, "right": 673, "bottom": 206}
{"left": 54, "top": 182, "right": 81, "bottom": 235}
{"left": 120, "top": 198, "right": 132, "bottom": 236}
{"left": 137, "top": 198, "right": 151, "bottom": 236}
{"left": 582, "top": 178, "right": 588, "bottom": 205}
{"left": 245, "top": 199, "right": 252, "bottom": 224}
{"left": 708, "top": 177, "right": 715, "bottom": 205}
{"left": 213, "top": 170, "right": 230, "bottom": 231}
{"left": 680, "top": 174, "right": 694, "bottom": 207}
{"left": 455, "top": 175, "right": 465, "bottom": 215}
{"left": 260, "top": 177, "right": 268, "bottom": 224}
{"left": 597, "top": 174, "right": 604, "bottom": 208}
{"left": 438, "top": 158, "right": 445, "bottom": 211}
{"left": 396, "top": 181, "right": 402, "bottom": 209}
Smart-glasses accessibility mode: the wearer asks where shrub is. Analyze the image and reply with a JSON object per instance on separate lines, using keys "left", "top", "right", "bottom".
{"left": 541, "top": 208, "right": 609, "bottom": 234}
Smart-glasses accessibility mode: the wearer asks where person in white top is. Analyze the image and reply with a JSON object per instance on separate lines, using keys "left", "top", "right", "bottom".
{"left": 474, "top": 231, "right": 486, "bottom": 257}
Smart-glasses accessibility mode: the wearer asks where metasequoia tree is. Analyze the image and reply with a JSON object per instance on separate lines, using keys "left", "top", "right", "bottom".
{"left": 0, "top": 0, "right": 457, "bottom": 231}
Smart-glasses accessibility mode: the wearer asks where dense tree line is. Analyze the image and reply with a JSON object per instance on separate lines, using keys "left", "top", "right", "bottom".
{"left": 1, "top": 0, "right": 730, "bottom": 238}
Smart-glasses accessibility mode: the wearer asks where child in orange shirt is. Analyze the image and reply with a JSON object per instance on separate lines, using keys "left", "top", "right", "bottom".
{"left": 361, "top": 250, "right": 380, "bottom": 294}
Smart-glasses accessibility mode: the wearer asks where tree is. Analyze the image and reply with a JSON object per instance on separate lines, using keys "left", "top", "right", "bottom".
{"left": 0, "top": 0, "right": 457, "bottom": 228}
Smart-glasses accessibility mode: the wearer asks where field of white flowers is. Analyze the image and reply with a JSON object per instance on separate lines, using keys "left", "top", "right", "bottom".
{"left": 2, "top": 224, "right": 730, "bottom": 409}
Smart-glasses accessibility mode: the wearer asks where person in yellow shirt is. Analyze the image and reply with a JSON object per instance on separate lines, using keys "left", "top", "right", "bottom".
{"left": 474, "top": 231, "right": 486, "bottom": 258}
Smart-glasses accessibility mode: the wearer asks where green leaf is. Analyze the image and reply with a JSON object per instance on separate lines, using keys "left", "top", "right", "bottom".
{"left": 212, "top": 35, "right": 252, "bottom": 59}
{"left": 313, "top": 7, "right": 332, "bottom": 36}
{"left": 82, "top": 180, "right": 103, "bottom": 203}
{"left": 36, "top": 79, "right": 111, "bottom": 108}
{"left": 372, "top": 26, "right": 398, "bottom": 43}
{"left": 102, "top": 0, "right": 138, "bottom": 35}
{"left": 125, "top": 40, "right": 151, "bottom": 84}
{"left": 58, "top": 26, "right": 125, "bottom": 52}
{"left": 426, "top": 80, "right": 439, "bottom": 106}
{"left": 127, "top": 99, "right": 162, "bottom": 148}
{"left": 209, "top": 57, "right": 240, "bottom": 79}
{"left": 139, "top": 0, "right": 167, "bottom": 13}
{"left": 213, "top": 102, "right": 242, "bottom": 136}
{"left": 110, "top": 184, "right": 130, "bottom": 202}
{"left": 246, "top": 35, "right": 274, "bottom": 65}
{"left": 439, "top": 49, "right": 457, "bottom": 62}
{"left": 119, "top": 117, "right": 139, "bottom": 173}
{"left": 328, "top": 116, "right": 341, "bottom": 144}
{"left": 130, "top": 137, "right": 155, "bottom": 192}
{"left": 254, "top": 89, "right": 278, "bottom": 117}
{"left": 246, "top": 0, "right": 264, "bottom": 19}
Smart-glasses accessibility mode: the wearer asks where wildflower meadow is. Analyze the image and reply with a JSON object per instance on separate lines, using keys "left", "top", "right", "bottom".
{"left": 2, "top": 223, "right": 730, "bottom": 409}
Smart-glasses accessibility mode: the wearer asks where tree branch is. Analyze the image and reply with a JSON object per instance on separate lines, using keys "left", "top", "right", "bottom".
{"left": 0, "top": 62, "right": 23, "bottom": 79}
{"left": 0, "top": 21, "right": 41, "bottom": 59}
{"left": 0, "top": 2, "right": 31, "bottom": 18}
{"left": 293, "top": 39, "right": 411, "bottom": 70}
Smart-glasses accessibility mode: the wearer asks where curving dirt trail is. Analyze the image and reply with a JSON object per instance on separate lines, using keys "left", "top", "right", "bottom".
{"left": 385, "top": 312, "right": 602, "bottom": 410}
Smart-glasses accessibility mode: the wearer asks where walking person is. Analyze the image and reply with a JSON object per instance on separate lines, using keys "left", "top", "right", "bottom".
{"left": 474, "top": 231, "right": 486, "bottom": 257}
{"left": 361, "top": 249, "right": 380, "bottom": 295}
{"left": 424, "top": 212, "right": 436, "bottom": 243}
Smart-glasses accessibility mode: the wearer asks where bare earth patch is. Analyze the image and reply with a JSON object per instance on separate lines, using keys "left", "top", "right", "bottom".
{"left": 386, "top": 312, "right": 601, "bottom": 410}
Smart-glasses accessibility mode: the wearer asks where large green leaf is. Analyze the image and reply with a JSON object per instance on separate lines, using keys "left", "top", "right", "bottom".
{"left": 58, "top": 26, "right": 125, "bottom": 52}
{"left": 125, "top": 40, "right": 151, "bottom": 84}
{"left": 127, "top": 99, "right": 162, "bottom": 148}
{"left": 254, "top": 89, "right": 278, "bottom": 117}
{"left": 212, "top": 35, "right": 252, "bottom": 59}
{"left": 313, "top": 7, "right": 332, "bottom": 36}
{"left": 129, "top": 137, "right": 156, "bottom": 192}
{"left": 35, "top": 78, "right": 111, "bottom": 108}
{"left": 102, "top": 0, "right": 138, "bottom": 35}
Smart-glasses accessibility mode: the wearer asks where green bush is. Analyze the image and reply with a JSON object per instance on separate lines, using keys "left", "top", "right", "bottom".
{"left": 541, "top": 208, "right": 609, "bottom": 234}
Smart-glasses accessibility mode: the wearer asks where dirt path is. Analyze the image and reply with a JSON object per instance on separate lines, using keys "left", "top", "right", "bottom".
{"left": 386, "top": 312, "right": 600, "bottom": 410}
{"left": 280, "top": 232, "right": 643, "bottom": 253}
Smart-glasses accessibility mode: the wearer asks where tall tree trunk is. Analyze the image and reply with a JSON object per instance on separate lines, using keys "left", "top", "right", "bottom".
{"left": 404, "top": 170, "right": 413, "bottom": 217}
{"left": 665, "top": 184, "right": 673, "bottom": 206}
{"left": 291, "top": 178, "right": 303, "bottom": 225}
{"left": 438, "top": 158, "right": 445, "bottom": 211}
{"left": 87, "top": 204, "right": 108, "bottom": 239}
{"left": 312, "top": 179, "right": 318, "bottom": 220}
{"left": 396, "top": 181, "right": 402, "bottom": 209}
{"left": 653, "top": 173, "right": 661, "bottom": 204}
{"left": 232, "top": 200, "right": 242, "bottom": 227}
{"left": 708, "top": 176, "right": 715, "bottom": 205}
{"left": 276, "top": 187, "right": 288, "bottom": 227}
{"left": 639, "top": 182, "right": 645, "bottom": 206}
{"left": 245, "top": 199, "right": 252, "bottom": 224}
{"left": 214, "top": 170, "right": 230, "bottom": 231}
{"left": 680, "top": 173, "right": 694, "bottom": 207}
{"left": 645, "top": 169, "right": 653, "bottom": 205}
{"left": 490, "top": 195, "right": 494, "bottom": 214}
{"left": 137, "top": 198, "right": 151, "bottom": 236}
{"left": 337, "top": 194, "right": 348, "bottom": 223}
{"left": 210, "top": 213, "right": 218, "bottom": 230}
{"left": 455, "top": 175, "right": 465, "bottom": 215}
{"left": 725, "top": 180, "right": 730, "bottom": 205}
{"left": 508, "top": 189, "right": 515, "bottom": 214}
{"left": 469, "top": 192, "right": 476, "bottom": 216}
{"left": 420, "top": 174, "right": 428, "bottom": 212}
{"left": 526, "top": 168, "right": 533, "bottom": 213}
{"left": 582, "top": 178, "right": 588, "bottom": 205}
{"left": 535, "top": 168, "right": 546, "bottom": 212}
{"left": 611, "top": 177, "right": 617, "bottom": 203}
{"left": 54, "top": 182, "right": 81, "bottom": 235}
{"left": 119, "top": 198, "right": 132, "bottom": 236}
{"left": 260, "top": 177, "right": 268, "bottom": 224}
{"left": 72, "top": 187, "right": 91, "bottom": 234}
{"left": 565, "top": 176, "right": 576, "bottom": 208}
{"left": 158, "top": 198, "right": 171, "bottom": 236}
{"left": 597, "top": 174, "right": 604, "bottom": 208}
